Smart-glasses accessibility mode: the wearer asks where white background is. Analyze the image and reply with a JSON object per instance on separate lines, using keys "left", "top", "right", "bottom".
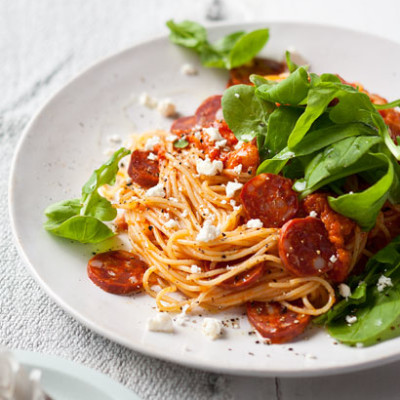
{"left": 2, "top": 0, "right": 400, "bottom": 399}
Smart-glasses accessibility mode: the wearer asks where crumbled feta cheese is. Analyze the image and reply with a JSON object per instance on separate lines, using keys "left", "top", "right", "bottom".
{"left": 147, "top": 313, "right": 174, "bottom": 333}
{"left": 309, "top": 211, "right": 318, "bottom": 218}
{"left": 234, "top": 140, "right": 244, "bottom": 150}
{"left": 225, "top": 181, "right": 243, "bottom": 198}
{"left": 345, "top": 315, "right": 357, "bottom": 325}
{"left": 175, "top": 304, "right": 190, "bottom": 326}
{"left": 165, "top": 219, "right": 178, "bottom": 229}
{"left": 191, "top": 264, "right": 202, "bottom": 274}
{"left": 125, "top": 177, "right": 132, "bottom": 185}
{"left": 194, "top": 131, "right": 202, "bottom": 139}
{"left": 145, "top": 183, "right": 165, "bottom": 198}
{"left": 107, "top": 134, "right": 122, "bottom": 144}
{"left": 329, "top": 254, "right": 338, "bottom": 263}
{"left": 215, "top": 139, "right": 227, "bottom": 148}
{"left": 246, "top": 219, "right": 263, "bottom": 229}
{"left": 196, "top": 220, "right": 221, "bottom": 242}
{"left": 196, "top": 157, "right": 223, "bottom": 176}
{"left": 157, "top": 99, "right": 176, "bottom": 117}
{"left": 147, "top": 152, "right": 158, "bottom": 161}
{"left": 338, "top": 283, "right": 351, "bottom": 299}
{"left": 166, "top": 134, "right": 179, "bottom": 142}
{"left": 204, "top": 126, "right": 223, "bottom": 141}
{"left": 180, "top": 63, "right": 198, "bottom": 76}
{"left": 294, "top": 180, "right": 306, "bottom": 191}
{"left": 377, "top": 275, "right": 393, "bottom": 292}
{"left": 145, "top": 136, "right": 161, "bottom": 151}
{"left": 233, "top": 164, "right": 243, "bottom": 174}
{"left": 139, "top": 92, "right": 158, "bottom": 108}
{"left": 230, "top": 200, "right": 236, "bottom": 207}
{"left": 221, "top": 200, "right": 227, "bottom": 205}
{"left": 215, "top": 108, "right": 223, "bottom": 120}
{"left": 234, "top": 93, "right": 240, "bottom": 98}
{"left": 181, "top": 209, "right": 188, "bottom": 218}
{"left": 201, "top": 318, "right": 222, "bottom": 340}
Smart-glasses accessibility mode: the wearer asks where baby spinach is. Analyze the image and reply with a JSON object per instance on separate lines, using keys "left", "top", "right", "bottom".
{"left": 316, "top": 236, "right": 400, "bottom": 346}
{"left": 374, "top": 98, "right": 400, "bottom": 110}
{"left": 167, "top": 20, "right": 270, "bottom": 70}
{"left": 44, "top": 147, "right": 130, "bottom": 244}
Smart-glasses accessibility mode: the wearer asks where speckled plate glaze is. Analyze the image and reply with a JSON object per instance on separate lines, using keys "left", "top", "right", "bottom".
{"left": 9, "top": 22, "right": 400, "bottom": 377}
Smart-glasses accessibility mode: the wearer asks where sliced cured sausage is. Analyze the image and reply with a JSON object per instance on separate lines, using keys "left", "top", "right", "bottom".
{"left": 87, "top": 250, "right": 148, "bottom": 294}
{"left": 170, "top": 115, "right": 197, "bottom": 134}
{"left": 195, "top": 95, "right": 222, "bottom": 126}
{"left": 246, "top": 301, "right": 310, "bottom": 343}
{"left": 220, "top": 263, "right": 265, "bottom": 290}
{"left": 127, "top": 149, "right": 159, "bottom": 189}
{"left": 240, "top": 173, "right": 299, "bottom": 228}
{"left": 227, "top": 57, "right": 285, "bottom": 87}
{"left": 279, "top": 217, "right": 339, "bottom": 277}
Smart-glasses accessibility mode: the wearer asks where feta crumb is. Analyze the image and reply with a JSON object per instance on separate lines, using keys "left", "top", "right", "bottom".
{"left": 125, "top": 177, "right": 132, "bottom": 185}
{"left": 202, "top": 318, "right": 222, "bottom": 340}
{"left": 145, "top": 183, "right": 165, "bottom": 198}
{"left": 234, "top": 140, "right": 244, "bottom": 150}
{"left": 377, "top": 275, "right": 393, "bottom": 292}
{"left": 180, "top": 63, "right": 198, "bottom": 76}
{"left": 329, "top": 254, "right": 338, "bottom": 263}
{"left": 345, "top": 315, "right": 357, "bottom": 325}
{"left": 204, "top": 126, "right": 224, "bottom": 142}
{"left": 196, "top": 157, "right": 223, "bottom": 176}
{"left": 221, "top": 200, "right": 227, "bottom": 205}
{"left": 157, "top": 99, "right": 176, "bottom": 117}
{"left": 230, "top": 200, "right": 236, "bottom": 207}
{"left": 166, "top": 134, "right": 179, "bottom": 142}
{"left": 175, "top": 304, "right": 190, "bottom": 326}
{"left": 139, "top": 92, "right": 158, "bottom": 108}
{"left": 147, "top": 152, "right": 158, "bottom": 161}
{"left": 234, "top": 93, "right": 240, "bottom": 98}
{"left": 147, "top": 313, "right": 174, "bottom": 333}
{"left": 309, "top": 210, "right": 318, "bottom": 218}
{"left": 215, "top": 139, "right": 227, "bottom": 148}
{"left": 194, "top": 131, "right": 202, "bottom": 139}
{"left": 196, "top": 220, "right": 221, "bottom": 242}
{"left": 233, "top": 164, "right": 243, "bottom": 174}
{"left": 145, "top": 136, "right": 161, "bottom": 151}
{"left": 107, "top": 134, "right": 122, "bottom": 144}
{"left": 191, "top": 264, "right": 202, "bottom": 274}
{"left": 165, "top": 219, "right": 178, "bottom": 229}
{"left": 338, "top": 283, "right": 351, "bottom": 299}
{"left": 225, "top": 181, "right": 243, "bottom": 197}
{"left": 181, "top": 209, "right": 188, "bottom": 218}
{"left": 246, "top": 219, "right": 263, "bottom": 229}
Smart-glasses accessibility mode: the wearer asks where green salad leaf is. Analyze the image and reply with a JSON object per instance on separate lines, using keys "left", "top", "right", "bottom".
{"left": 44, "top": 147, "right": 130, "bottom": 244}
{"left": 167, "top": 20, "right": 270, "bottom": 70}
{"left": 315, "top": 236, "right": 400, "bottom": 346}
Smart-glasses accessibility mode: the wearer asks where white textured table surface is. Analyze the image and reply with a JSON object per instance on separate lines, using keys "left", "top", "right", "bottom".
{"left": 2, "top": 1, "right": 400, "bottom": 399}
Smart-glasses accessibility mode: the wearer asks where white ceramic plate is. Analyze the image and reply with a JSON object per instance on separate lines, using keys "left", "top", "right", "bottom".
{"left": 14, "top": 350, "right": 139, "bottom": 400}
{"left": 9, "top": 22, "right": 400, "bottom": 377}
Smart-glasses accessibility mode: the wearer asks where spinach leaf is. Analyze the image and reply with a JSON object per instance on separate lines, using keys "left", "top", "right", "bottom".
{"left": 250, "top": 74, "right": 276, "bottom": 88}
{"left": 328, "top": 154, "right": 394, "bottom": 231}
{"left": 285, "top": 51, "right": 299, "bottom": 73}
{"left": 167, "top": 20, "right": 270, "bottom": 70}
{"left": 228, "top": 29, "right": 270, "bottom": 69}
{"left": 315, "top": 236, "right": 400, "bottom": 346}
{"left": 44, "top": 147, "right": 130, "bottom": 244}
{"left": 374, "top": 98, "right": 400, "bottom": 110}
{"left": 256, "top": 67, "right": 310, "bottom": 105}
{"left": 166, "top": 20, "right": 207, "bottom": 50}
{"left": 222, "top": 84, "right": 275, "bottom": 142}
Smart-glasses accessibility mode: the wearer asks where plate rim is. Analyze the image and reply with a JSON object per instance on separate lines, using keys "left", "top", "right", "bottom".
{"left": 8, "top": 20, "right": 400, "bottom": 377}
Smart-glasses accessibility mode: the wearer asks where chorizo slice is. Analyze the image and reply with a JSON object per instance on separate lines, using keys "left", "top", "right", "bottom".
{"left": 227, "top": 57, "right": 285, "bottom": 87}
{"left": 170, "top": 115, "right": 197, "bottom": 134}
{"left": 240, "top": 173, "right": 299, "bottom": 228}
{"left": 246, "top": 301, "right": 310, "bottom": 343}
{"left": 127, "top": 149, "right": 159, "bottom": 189}
{"left": 195, "top": 95, "right": 222, "bottom": 126}
{"left": 279, "top": 217, "right": 339, "bottom": 277}
{"left": 220, "top": 263, "right": 265, "bottom": 290}
{"left": 87, "top": 250, "right": 148, "bottom": 294}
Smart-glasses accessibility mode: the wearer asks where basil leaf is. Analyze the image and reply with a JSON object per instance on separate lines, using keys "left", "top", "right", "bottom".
{"left": 228, "top": 29, "right": 270, "bottom": 69}
{"left": 374, "top": 99, "right": 400, "bottom": 110}
{"left": 222, "top": 84, "right": 275, "bottom": 141}
{"left": 256, "top": 67, "right": 310, "bottom": 105}
{"left": 48, "top": 215, "right": 115, "bottom": 244}
{"left": 166, "top": 20, "right": 207, "bottom": 50}
{"left": 328, "top": 154, "right": 394, "bottom": 231}
{"left": 173, "top": 138, "right": 189, "bottom": 148}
